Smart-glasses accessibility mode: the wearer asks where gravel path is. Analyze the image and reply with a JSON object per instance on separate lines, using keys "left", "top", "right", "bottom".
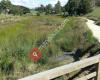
{"left": 86, "top": 19, "right": 100, "bottom": 42}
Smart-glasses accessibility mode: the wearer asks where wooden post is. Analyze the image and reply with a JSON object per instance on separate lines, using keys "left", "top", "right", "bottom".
{"left": 95, "top": 57, "right": 100, "bottom": 80}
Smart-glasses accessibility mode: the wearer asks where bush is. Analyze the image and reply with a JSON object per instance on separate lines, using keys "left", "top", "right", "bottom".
{"left": 96, "top": 20, "right": 100, "bottom": 25}
{"left": 62, "top": 12, "right": 69, "bottom": 17}
{"left": 0, "top": 58, "right": 14, "bottom": 74}
{"left": 36, "top": 12, "right": 40, "bottom": 16}
{"left": 38, "top": 53, "right": 48, "bottom": 65}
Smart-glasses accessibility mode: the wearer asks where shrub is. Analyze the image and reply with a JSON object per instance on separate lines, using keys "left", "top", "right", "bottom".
{"left": 96, "top": 20, "right": 100, "bottom": 25}
{"left": 36, "top": 12, "right": 40, "bottom": 16}
{"left": 0, "top": 57, "right": 14, "bottom": 74}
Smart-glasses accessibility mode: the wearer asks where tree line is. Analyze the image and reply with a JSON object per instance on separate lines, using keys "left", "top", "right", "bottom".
{"left": 0, "top": 0, "right": 99, "bottom": 16}
{"left": 65, "top": 0, "right": 95, "bottom": 16}
{"left": 35, "top": 0, "right": 99, "bottom": 16}
{"left": 0, "top": 0, "right": 30, "bottom": 15}
{"left": 35, "top": 1, "right": 62, "bottom": 15}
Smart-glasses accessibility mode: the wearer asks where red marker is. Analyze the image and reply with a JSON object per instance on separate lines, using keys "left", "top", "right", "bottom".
{"left": 29, "top": 48, "right": 42, "bottom": 62}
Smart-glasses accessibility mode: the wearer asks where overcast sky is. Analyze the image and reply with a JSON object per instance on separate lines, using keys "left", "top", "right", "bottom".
{"left": 9, "top": 0, "right": 68, "bottom": 9}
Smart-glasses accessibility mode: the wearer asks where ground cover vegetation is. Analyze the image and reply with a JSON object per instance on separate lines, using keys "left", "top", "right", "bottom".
{"left": 0, "top": 0, "right": 100, "bottom": 80}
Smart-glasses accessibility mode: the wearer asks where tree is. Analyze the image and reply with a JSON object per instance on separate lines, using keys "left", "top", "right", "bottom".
{"left": 54, "top": 1, "right": 62, "bottom": 14}
{"left": 77, "top": 0, "right": 94, "bottom": 15}
{"left": 40, "top": 5, "right": 45, "bottom": 13}
{"left": 65, "top": 0, "right": 80, "bottom": 16}
{"left": 96, "top": 0, "right": 100, "bottom": 6}
{"left": 20, "top": 6, "right": 30, "bottom": 14}
{"left": 0, "top": 0, "right": 30, "bottom": 15}
{"left": 9, "top": 6, "right": 30, "bottom": 15}
{"left": 35, "top": 5, "right": 45, "bottom": 13}
{"left": 65, "top": 0, "right": 94, "bottom": 16}
{"left": 0, "top": 3, "right": 2, "bottom": 13}
{"left": 0, "top": 0, "right": 11, "bottom": 14}
{"left": 45, "top": 4, "right": 52, "bottom": 14}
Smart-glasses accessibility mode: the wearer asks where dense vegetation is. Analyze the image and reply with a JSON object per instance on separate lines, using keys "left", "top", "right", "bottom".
{"left": 0, "top": 0, "right": 30, "bottom": 15}
{"left": 0, "top": 14, "right": 99, "bottom": 79}
{"left": 65, "top": 0, "right": 95, "bottom": 15}
{"left": 0, "top": 15, "right": 64, "bottom": 79}
{"left": 35, "top": 0, "right": 95, "bottom": 16}
{"left": 87, "top": 7, "right": 100, "bottom": 25}
{"left": 35, "top": 1, "right": 62, "bottom": 15}
{"left": 0, "top": 0, "right": 100, "bottom": 80}
{"left": 96, "top": 0, "right": 100, "bottom": 6}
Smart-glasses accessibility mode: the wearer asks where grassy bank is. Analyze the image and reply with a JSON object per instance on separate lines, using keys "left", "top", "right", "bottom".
{"left": 34, "top": 17, "right": 99, "bottom": 80}
{"left": 44, "top": 17, "right": 98, "bottom": 59}
{"left": 0, "top": 15, "right": 99, "bottom": 80}
{"left": 46, "top": 17, "right": 99, "bottom": 80}
{"left": 87, "top": 7, "right": 100, "bottom": 25}
{"left": 0, "top": 15, "right": 64, "bottom": 79}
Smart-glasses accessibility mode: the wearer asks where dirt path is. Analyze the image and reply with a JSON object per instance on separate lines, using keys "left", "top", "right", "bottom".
{"left": 86, "top": 19, "right": 100, "bottom": 42}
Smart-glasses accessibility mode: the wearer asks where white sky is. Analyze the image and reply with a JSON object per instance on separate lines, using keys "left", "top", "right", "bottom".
{"left": 9, "top": 0, "right": 68, "bottom": 8}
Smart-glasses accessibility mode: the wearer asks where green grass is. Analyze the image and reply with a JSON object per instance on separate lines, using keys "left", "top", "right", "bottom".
{"left": 87, "top": 7, "right": 100, "bottom": 25}
{"left": 33, "top": 17, "right": 99, "bottom": 80}
{"left": 44, "top": 17, "right": 98, "bottom": 57}
{"left": 0, "top": 14, "right": 99, "bottom": 79}
{"left": 87, "top": 7, "right": 100, "bottom": 18}
{"left": 0, "top": 15, "right": 64, "bottom": 79}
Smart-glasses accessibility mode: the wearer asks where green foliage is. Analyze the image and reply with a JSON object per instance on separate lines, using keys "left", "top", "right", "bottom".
{"left": 87, "top": 7, "right": 100, "bottom": 26}
{"left": 65, "top": 0, "right": 80, "bottom": 15}
{"left": 0, "top": 0, "right": 30, "bottom": 15}
{"left": 35, "top": 4, "right": 53, "bottom": 15}
{"left": 45, "top": 4, "right": 53, "bottom": 14}
{"left": 65, "top": 0, "right": 94, "bottom": 15}
{"left": 0, "top": 14, "right": 99, "bottom": 79}
{"left": 96, "top": 20, "right": 100, "bottom": 25}
{"left": 35, "top": 35, "right": 47, "bottom": 47}
{"left": 0, "top": 15, "right": 64, "bottom": 79}
{"left": 38, "top": 52, "right": 48, "bottom": 65}
{"left": 0, "top": 56, "right": 14, "bottom": 74}
{"left": 87, "top": 7, "right": 100, "bottom": 18}
{"left": 35, "top": 1, "right": 62, "bottom": 15}
{"left": 49, "top": 17, "right": 98, "bottom": 54}
{"left": 77, "top": 0, "right": 93, "bottom": 15}
{"left": 9, "top": 5, "right": 30, "bottom": 15}
{"left": 36, "top": 12, "right": 40, "bottom": 16}
{"left": 96, "top": 0, "right": 100, "bottom": 6}
{"left": 35, "top": 5, "right": 45, "bottom": 13}
{"left": 54, "top": 1, "right": 62, "bottom": 14}
{"left": 62, "top": 12, "right": 69, "bottom": 17}
{"left": 53, "top": 76, "right": 64, "bottom": 80}
{"left": 0, "top": 0, "right": 11, "bottom": 13}
{"left": 36, "top": 17, "right": 99, "bottom": 66}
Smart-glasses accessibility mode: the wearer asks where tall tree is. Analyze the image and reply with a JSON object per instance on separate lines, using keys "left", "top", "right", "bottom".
{"left": 77, "top": 0, "right": 94, "bottom": 15}
{"left": 65, "top": 0, "right": 94, "bottom": 16}
{"left": 54, "top": 1, "right": 62, "bottom": 14}
{"left": 35, "top": 5, "right": 45, "bottom": 13}
{"left": 0, "top": 0, "right": 11, "bottom": 14}
{"left": 65, "top": 0, "right": 80, "bottom": 16}
{"left": 40, "top": 5, "right": 45, "bottom": 13}
{"left": 45, "top": 4, "right": 52, "bottom": 14}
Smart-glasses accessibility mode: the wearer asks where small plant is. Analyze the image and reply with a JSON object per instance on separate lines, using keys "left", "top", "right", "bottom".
{"left": 0, "top": 58, "right": 14, "bottom": 74}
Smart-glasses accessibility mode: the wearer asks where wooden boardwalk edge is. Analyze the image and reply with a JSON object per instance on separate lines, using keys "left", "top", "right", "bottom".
{"left": 19, "top": 54, "right": 100, "bottom": 80}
